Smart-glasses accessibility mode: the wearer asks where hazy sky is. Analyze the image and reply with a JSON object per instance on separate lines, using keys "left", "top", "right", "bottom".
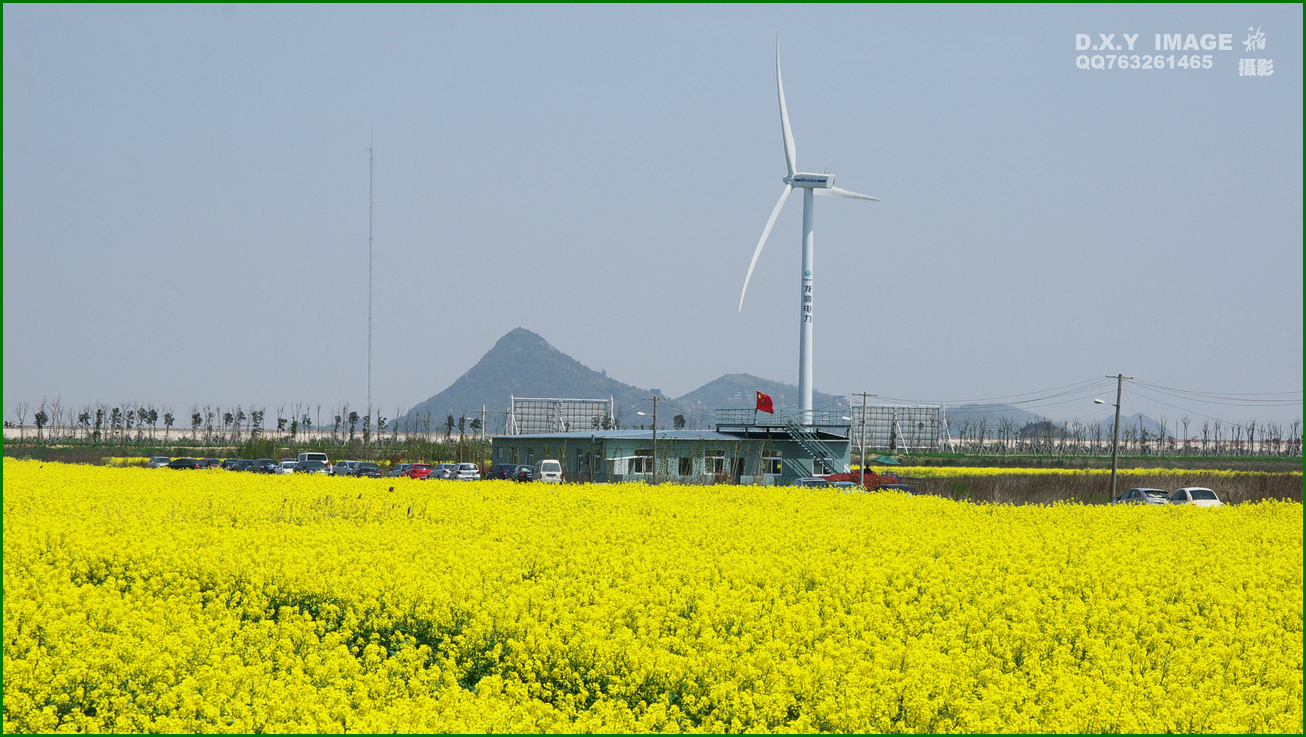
{"left": 5, "top": 4, "right": 1302, "bottom": 428}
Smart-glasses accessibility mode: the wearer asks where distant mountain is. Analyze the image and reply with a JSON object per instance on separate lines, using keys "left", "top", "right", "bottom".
{"left": 673, "top": 373, "right": 843, "bottom": 411}
{"left": 398, "top": 328, "right": 656, "bottom": 430}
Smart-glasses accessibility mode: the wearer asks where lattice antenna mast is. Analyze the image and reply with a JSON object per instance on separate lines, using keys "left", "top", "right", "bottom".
{"left": 367, "top": 143, "right": 374, "bottom": 419}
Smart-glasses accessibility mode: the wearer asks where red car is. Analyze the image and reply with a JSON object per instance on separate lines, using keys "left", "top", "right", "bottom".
{"left": 405, "top": 463, "right": 434, "bottom": 480}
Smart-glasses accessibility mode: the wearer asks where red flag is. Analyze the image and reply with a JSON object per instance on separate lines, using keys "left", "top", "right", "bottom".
{"left": 756, "top": 391, "right": 774, "bottom": 414}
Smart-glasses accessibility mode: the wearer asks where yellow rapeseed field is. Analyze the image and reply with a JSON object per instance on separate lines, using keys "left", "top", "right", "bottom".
{"left": 887, "top": 466, "right": 1303, "bottom": 480}
{"left": 4, "top": 459, "right": 1301, "bottom": 733}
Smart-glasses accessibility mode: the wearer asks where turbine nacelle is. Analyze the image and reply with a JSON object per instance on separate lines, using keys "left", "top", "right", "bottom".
{"left": 784, "top": 173, "right": 835, "bottom": 188}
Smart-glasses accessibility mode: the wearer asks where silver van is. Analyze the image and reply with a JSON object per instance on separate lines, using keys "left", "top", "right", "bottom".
{"left": 532, "top": 459, "right": 563, "bottom": 484}
{"left": 298, "top": 452, "right": 330, "bottom": 467}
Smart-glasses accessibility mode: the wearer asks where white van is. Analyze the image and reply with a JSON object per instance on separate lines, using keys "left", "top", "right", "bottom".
{"left": 532, "top": 459, "right": 563, "bottom": 484}
{"left": 298, "top": 452, "right": 330, "bottom": 467}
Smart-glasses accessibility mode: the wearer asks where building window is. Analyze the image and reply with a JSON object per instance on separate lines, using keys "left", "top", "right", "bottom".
{"left": 527, "top": 448, "right": 535, "bottom": 465}
{"left": 706, "top": 449, "right": 725, "bottom": 475}
{"left": 630, "top": 450, "right": 652, "bottom": 474}
{"left": 679, "top": 457, "right": 692, "bottom": 475}
{"left": 763, "top": 450, "right": 782, "bottom": 475}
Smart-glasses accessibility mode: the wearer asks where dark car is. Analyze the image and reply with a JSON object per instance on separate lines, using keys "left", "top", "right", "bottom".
{"left": 485, "top": 463, "right": 518, "bottom": 480}
{"left": 293, "top": 460, "right": 330, "bottom": 475}
{"left": 224, "top": 459, "right": 253, "bottom": 471}
{"left": 249, "top": 459, "right": 278, "bottom": 474}
{"left": 220, "top": 458, "right": 242, "bottom": 470}
{"left": 200, "top": 458, "right": 222, "bottom": 469}
{"left": 1111, "top": 488, "right": 1171, "bottom": 506}
{"left": 513, "top": 464, "right": 534, "bottom": 482}
{"left": 876, "top": 483, "right": 921, "bottom": 495}
{"left": 355, "top": 462, "right": 382, "bottom": 479}
{"left": 167, "top": 458, "right": 203, "bottom": 470}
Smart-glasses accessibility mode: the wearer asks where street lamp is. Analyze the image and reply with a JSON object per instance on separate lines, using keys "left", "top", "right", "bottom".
{"left": 1095, "top": 392, "right": 1123, "bottom": 503}
{"left": 637, "top": 409, "right": 656, "bottom": 484}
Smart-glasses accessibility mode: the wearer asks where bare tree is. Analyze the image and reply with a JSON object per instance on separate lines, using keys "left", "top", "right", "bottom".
{"left": 1180, "top": 416, "right": 1191, "bottom": 455}
{"left": 12, "top": 402, "right": 29, "bottom": 441}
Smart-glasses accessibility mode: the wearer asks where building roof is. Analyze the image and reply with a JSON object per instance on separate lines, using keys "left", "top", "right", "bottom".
{"left": 496, "top": 430, "right": 752, "bottom": 442}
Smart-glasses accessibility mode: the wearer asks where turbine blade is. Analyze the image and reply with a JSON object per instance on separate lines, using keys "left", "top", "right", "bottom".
{"left": 776, "top": 38, "right": 797, "bottom": 177}
{"left": 815, "top": 186, "right": 880, "bottom": 201}
{"left": 740, "top": 184, "right": 793, "bottom": 311}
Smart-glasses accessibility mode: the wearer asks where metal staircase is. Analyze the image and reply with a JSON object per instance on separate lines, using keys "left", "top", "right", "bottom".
{"left": 782, "top": 416, "right": 850, "bottom": 474}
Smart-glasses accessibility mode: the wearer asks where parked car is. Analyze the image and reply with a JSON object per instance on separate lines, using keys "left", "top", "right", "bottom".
{"left": 293, "top": 460, "right": 330, "bottom": 475}
{"left": 298, "top": 452, "right": 330, "bottom": 466}
{"left": 485, "top": 463, "right": 519, "bottom": 480}
{"left": 231, "top": 459, "right": 256, "bottom": 472}
{"left": 386, "top": 463, "right": 414, "bottom": 478}
{"left": 449, "top": 463, "right": 482, "bottom": 481}
{"left": 1112, "top": 488, "right": 1171, "bottom": 505}
{"left": 790, "top": 477, "right": 830, "bottom": 488}
{"left": 200, "top": 458, "right": 222, "bottom": 469}
{"left": 513, "top": 465, "right": 534, "bottom": 482}
{"left": 532, "top": 459, "right": 563, "bottom": 484}
{"left": 406, "top": 464, "right": 435, "bottom": 480}
{"left": 876, "top": 483, "right": 921, "bottom": 495}
{"left": 355, "top": 462, "right": 382, "bottom": 479}
{"left": 831, "top": 480, "right": 861, "bottom": 491}
{"left": 146, "top": 456, "right": 172, "bottom": 469}
{"left": 167, "top": 458, "right": 203, "bottom": 470}
{"left": 275, "top": 460, "right": 299, "bottom": 475}
{"left": 332, "top": 460, "right": 361, "bottom": 477}
{"left": 220, "top": 458, "right": 242, "bottom": 470}
{"left": 429, "top": 463, "right": 456, "bottom": 480}
{"left": 1170, "top": 487, "right": 1224, "bottom": 507}
{"left": 249, "top": 459, "right": 278, "bottom": 474}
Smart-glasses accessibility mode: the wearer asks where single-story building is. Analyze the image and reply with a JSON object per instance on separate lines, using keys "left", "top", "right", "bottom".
{"left": 490, "top": 428, "right": 851, "bottom": 485}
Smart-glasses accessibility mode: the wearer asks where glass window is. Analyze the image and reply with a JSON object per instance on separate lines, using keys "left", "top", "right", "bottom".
{"left": 763, "top": 451, "right": 782, "bottom": 475}
{"left": 1173, "top": 490, "right": 1188, "bottom": 501}
{"left": 679, "top": 457, "right": 692, "bottom": 475}
{"left": 1189, "top": 489, "right": 1218, "bottom": 500}
{"left": 705, "top": 449, "right": 725, "bottom": 474}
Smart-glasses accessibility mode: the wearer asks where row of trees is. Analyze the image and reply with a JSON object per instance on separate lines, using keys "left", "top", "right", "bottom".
{"left": 8, "top": 400, "right": 489, "bottom": 448}
{"left": 944, "top": 414, "right": 1303, "bottom": 457}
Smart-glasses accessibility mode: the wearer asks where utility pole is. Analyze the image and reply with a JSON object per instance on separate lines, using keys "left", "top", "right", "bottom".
{"left": 1106, "top": 373, "right": 1131, "bottom": 503}
{"left": 853, "top": 392, "right": 876, "bottom": 488}
{"left": 367, "top": 143, "right": 374, "bottom": 425}
{"left": 645, "top": 396, "right": 660, "bottom": 484}
{"left": 477, "top": 405, "right": 487, "bottom": 471}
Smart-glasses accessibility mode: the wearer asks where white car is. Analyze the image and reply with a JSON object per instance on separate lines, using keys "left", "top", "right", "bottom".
{"left": 274, "top": 460, "right": 298, "bottom": 475}
{"left": 449, "top": 463, "right": 481, "bottom": 481}
{"left": 431, "top": 463, "right": 457, "bottom": 480}
{"left": 146, "top": 456, "right": 172, "bottom": 469}
{"left": 532, "top": 459, "right": 563, "bottom": 484}
{"left": 1170, "top": 487, "right": 1224, "bottom": 507}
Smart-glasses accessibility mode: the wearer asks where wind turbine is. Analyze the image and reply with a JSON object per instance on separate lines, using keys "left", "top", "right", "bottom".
{"left": 738, "top": 38, "right": 879, "bottom": 423}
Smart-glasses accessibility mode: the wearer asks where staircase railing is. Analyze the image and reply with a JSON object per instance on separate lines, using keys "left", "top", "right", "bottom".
{"left": 782, "top": 416, "right": 850, "bottom": 474}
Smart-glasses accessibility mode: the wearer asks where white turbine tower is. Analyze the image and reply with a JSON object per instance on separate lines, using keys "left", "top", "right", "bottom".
{"left": 739, "top": 39, "right": 879, "bottom": 424}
